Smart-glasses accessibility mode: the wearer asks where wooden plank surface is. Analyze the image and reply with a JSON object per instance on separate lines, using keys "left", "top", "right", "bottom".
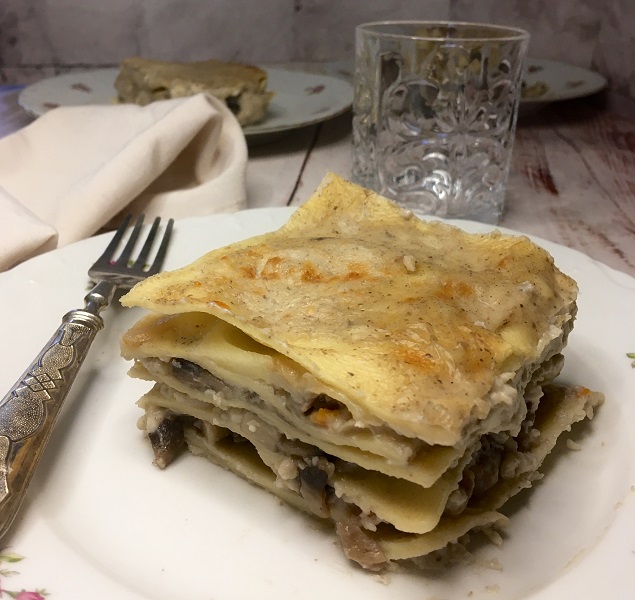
{"left": 246, "top": 126, "right": 317, "bottom": 209}
{"left": 505, "top": 100, "right": 635, "bottom": 276}
{"left": 287, "top": 112, "right": 354, "bottom": 206}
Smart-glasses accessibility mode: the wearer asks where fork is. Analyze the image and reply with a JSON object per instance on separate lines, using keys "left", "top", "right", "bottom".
{"left": 0, "top": 214, "right": 173, "bottom": 539}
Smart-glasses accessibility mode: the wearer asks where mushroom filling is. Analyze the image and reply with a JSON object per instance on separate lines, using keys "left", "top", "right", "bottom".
{"left": 170, "top": 358, "right": 356, "bottom": 426}
{"left": 143, "top": 357, "right": 544, "bottom": 513}
{"left": 142, "top": 407, "right": 539, "bottom": 520}
{"left": 137, "top": 356, "right": 548, "bottom": 571}
{"left": 163, "top": 357, "right": 422, "bottom": 459}
{"left": 140, "top": 408, "right": 389, "bottom": 570}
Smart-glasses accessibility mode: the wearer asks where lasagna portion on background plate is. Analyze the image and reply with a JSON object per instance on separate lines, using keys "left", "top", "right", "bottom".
{"left": 120, "top": 174, "right": 602, "bottom": 572}
{"left": 114, "top": 57, "right": 274, "bottom": 126}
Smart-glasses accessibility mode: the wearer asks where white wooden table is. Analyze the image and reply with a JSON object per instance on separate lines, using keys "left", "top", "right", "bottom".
{"left": 2, "top": 85, "right": 634, "bottom": 278}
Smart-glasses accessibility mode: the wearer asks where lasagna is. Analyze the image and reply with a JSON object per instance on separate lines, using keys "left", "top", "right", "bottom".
{"left": 114, "top": 57, "right": 274, "bottom": 126}
{"left": 120, "top": 174, "right": 602, "bottom": 571}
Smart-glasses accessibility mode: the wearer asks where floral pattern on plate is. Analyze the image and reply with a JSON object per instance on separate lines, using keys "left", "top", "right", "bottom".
{"left": 17, "top": 68, "right": 354, "bottom": 140}
{"left": 0, "top": 551, "right": 48, "bottom": 599}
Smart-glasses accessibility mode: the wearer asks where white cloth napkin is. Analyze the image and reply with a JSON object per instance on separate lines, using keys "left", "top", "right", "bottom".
{"left": 0, "top": 92, "right": 248, "bottom": 271}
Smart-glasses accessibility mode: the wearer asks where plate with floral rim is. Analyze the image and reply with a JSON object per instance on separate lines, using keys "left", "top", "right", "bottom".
{"left": 521, "top": 58, "right": 607, "bottom": 104}
{"left": 17, "top": 67, "right": 353, "bottom": 143}
{"left": 0, "top": 208, "right": 633, "bottom": 599}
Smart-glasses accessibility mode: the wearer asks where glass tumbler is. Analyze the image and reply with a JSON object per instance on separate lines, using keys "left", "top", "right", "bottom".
{"left": 352, "top": 21, "right": 530, "bottom": 223}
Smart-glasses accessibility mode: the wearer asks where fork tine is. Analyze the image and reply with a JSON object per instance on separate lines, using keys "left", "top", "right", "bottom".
{"left": 95, "top": 213, "right": 132, "bottom": 264}
{"left": 88, "top": 214, "right": 174, "bottom": 285}
{"left": 146, "top": 218, "right": 174, "bottom": 275}
{"left": 114, "top": 214, "right": 145, "bottom": 266}
{"left": 131, "top": 216, "right": 161, "bottom": 269}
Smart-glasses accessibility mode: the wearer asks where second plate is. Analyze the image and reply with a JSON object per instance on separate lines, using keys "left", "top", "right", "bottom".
{"left": 17, "top": 67, "right": 354, "bottom": 140}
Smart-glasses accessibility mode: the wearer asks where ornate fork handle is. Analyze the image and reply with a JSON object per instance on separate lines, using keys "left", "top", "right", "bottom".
{"left": 0, "top": 280, "right": 116, "bottom": 538}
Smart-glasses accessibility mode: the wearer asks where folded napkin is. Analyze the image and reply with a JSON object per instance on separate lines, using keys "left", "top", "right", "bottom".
{"left": 0, "top": 93, "right": 248, "bottom": 271}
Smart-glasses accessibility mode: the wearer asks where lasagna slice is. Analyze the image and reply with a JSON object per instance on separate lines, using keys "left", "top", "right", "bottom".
{"left": 120, "top": 173, "right": 603, "bottom": 571}
{"left": 114, "top": 57, "right": 274, "bottom": 126}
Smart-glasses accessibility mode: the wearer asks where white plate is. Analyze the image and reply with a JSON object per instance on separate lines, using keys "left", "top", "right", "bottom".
{"left": 522, "top": 58, "right": 607, "bottom": 103}
{"left": 0, "top": 209, "right": 634, "bottom": 599}
{"left": 17, "top": 68, "right": 353, "bottom": 140}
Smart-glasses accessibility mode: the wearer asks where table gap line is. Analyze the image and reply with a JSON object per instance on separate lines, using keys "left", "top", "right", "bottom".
{"left": 286, "top": 123, "right": 322, "bottom": 206}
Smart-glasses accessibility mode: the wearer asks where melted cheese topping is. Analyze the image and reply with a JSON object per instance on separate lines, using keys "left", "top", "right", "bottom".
{"left": 122, "top": 173, "right": 577, "bottom": 446}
